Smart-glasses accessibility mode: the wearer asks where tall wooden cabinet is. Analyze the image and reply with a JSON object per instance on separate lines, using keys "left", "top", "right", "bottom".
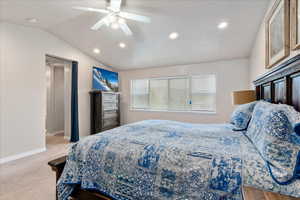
{"left": 90, "top": 91, "right": 120, "bottom": 134}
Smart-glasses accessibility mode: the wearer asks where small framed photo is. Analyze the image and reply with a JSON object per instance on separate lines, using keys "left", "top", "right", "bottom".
{"left": 291, "top": 0, "right": 300, "bottom": 50}
{"left": 265, "top": 0, "right": 290, "bottom": 69}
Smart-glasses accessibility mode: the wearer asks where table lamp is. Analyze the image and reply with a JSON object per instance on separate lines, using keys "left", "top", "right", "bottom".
{"left": 232, "top": 90, "right": 256, "bottom": 105}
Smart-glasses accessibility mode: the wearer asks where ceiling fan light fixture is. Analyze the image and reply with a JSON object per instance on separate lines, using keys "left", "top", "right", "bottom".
{"left": 109, "top": 15, "right": 118, "bottom": 23}
{"left": 73, "top": 0, "right": 150, "bottom": 36}
{"left": 108, "top": 6, "right": 120, "bottom": 13}
{"left": 118, "top": 18, "right": 126, "bottom": 24}
{"left": 111, "top": 22, "right": 120, "bottom": 29}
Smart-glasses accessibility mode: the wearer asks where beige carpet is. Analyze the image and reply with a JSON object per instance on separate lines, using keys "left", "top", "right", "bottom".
{"left": 0, "top": 134, "right": 69, "bottom": 200}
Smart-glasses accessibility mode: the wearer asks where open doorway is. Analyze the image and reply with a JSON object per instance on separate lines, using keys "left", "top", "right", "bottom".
{"left": 45, "top": 55, "right": 72, "bottom": 145}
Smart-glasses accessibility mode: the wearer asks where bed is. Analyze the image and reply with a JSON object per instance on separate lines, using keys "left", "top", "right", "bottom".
{"left": 49, "top": 54, "right": 300, "bottom": 200}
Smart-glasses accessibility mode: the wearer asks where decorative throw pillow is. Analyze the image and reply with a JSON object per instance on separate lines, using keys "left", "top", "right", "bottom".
{"left": 246, "top": 102, "right": 300, "bottom": 185}
{"left": 283, "top": 105, "right": 300, "bottom": 136}
{"left": 230, "top": 101, "right": 258, "bottom": 131}
{"left": 245, "top": 101, "right": 272, "bottom": 142}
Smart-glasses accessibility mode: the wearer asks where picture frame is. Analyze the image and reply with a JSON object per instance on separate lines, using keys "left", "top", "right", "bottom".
{"left": 92, "top": 67, "right": 119, "bottom": 92}
{"left": 265, "top": 0, "right": 290, "bottom": 69}
{"left": 291, "top": 0, "right": 300, "bottom": 50}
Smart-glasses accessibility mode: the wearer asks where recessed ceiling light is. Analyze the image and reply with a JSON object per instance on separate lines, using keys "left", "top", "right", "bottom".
{"left": 26, "top": 18, "right": 38, "bottom": 23}
{"left": 169, "top": 32, "right": 179, "bottom": 40}
{"left": 93, "top": 48, "right": 101, "bottom": 54}
{"left": 218, "top": 22, "right": 228, "bottom": 29}
{"left": 119, "top": 42, "right": 126, "bottom": 48}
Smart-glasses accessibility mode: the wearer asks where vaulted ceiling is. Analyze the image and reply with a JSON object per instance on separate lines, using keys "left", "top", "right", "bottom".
{"left": 0, "top": 0, "right": 270, "bottom": 70}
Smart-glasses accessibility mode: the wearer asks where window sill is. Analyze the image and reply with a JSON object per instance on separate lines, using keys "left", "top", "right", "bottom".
{"left": 129, "top": 109, "right": 217, "bottom": 115}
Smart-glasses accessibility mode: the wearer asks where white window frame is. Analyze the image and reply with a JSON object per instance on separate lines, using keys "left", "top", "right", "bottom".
{"left": 130, "top": 75, "right": 217, "bottom": 114}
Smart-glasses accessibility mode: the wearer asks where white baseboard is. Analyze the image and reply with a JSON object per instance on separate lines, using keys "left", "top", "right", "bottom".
{"left": 64, "top": 135, "right": 70, "bottom": 140}
{"left": 64, "top": 135, "right": 87, "bottom": 141}
{"left": 46, "top": 130, "right": 64, "bottom": 136}
{"left": 0, "top": 147, "right": 46, "bottom": 164}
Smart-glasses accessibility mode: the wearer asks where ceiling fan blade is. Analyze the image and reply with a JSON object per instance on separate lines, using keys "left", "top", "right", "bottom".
{"left": 73, "top": 6, "right": 109, "bottom": 14}
{"left": 119, "top": 22, "right": 133, "bottom": 36}
{"left": 91, "top": 19, "right": 107, "bottom": 30}
{"left": 110, "top": 0, "right": 122, "bottom": 11}
{"left": 91, "top": 13, "right": 114, "bottom": 30}
{"left": 119, "top": 12, "right": 151, "bottom": 23}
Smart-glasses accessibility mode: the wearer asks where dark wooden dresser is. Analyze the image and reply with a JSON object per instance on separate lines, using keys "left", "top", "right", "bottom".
{"left": 90, "top": 91, "right": 120, "bottom": 134}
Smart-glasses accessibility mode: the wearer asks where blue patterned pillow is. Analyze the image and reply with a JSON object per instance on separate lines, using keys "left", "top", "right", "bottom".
{"left": 246, "top": 102, "right": 300, "bottom": 185}
{"left": 246, "top": 101, "right": 276, "bottom": 142}
{"left": 230, "top": 101, "right": 257, "bottom": 131}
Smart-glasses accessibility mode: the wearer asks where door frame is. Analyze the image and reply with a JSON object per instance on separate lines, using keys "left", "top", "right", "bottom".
{"left": 45, "top": 54, "right": 73, "bottom": 140}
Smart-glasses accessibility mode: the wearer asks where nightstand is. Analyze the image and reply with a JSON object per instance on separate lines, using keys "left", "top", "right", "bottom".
{"left": 243, "top": 186, "right": 300, "bottom": 200}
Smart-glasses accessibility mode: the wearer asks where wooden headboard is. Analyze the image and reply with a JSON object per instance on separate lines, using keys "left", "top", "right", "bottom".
{"left": 254, "top": 54, "right": 300, "bottom": 111}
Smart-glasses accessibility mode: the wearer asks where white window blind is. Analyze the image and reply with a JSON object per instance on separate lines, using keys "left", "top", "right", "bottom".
{"left": 130, "top": 75, "right": 216, "bottom": 112}
{"left": 169, "top": 78, "right": 189, "bottom": 111}
{"left": 149, "top": 79, "right": 168, "bottom": 110}
{"left": 191, "top": 75, "right": 216, "bottom": 111}
{"left": 131, "top": 79, "right": 149, "bottom": 109}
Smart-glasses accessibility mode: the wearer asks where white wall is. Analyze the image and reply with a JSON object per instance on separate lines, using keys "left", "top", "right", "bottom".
{"left": 46, "top": 66, "right": 65, "bottom": 134}
{"left": 249, "top": 0, "right": 300, "bottom": 87}
{"left": 0, "top": 22, "right": 114, "bottom": 160}
{"left": 119, "top": 59, "right": 249, "bottom": 125}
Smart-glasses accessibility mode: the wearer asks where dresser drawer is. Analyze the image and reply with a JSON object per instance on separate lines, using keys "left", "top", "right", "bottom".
{"left": 103, "top": 110, "right": 118, "bottom": 119}
{"left": 102, "top": 93, "right": 118, "bottom": 102}
{"left": 103, "top": 102, "right": 118, "bottom": 111}
{"left": 103, "top": 118, "right": 119, "bottom": 128}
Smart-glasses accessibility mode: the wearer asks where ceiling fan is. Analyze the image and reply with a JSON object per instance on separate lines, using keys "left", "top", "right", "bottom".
{"left": 73, "top": 0, "right": 151, "bottom": 36}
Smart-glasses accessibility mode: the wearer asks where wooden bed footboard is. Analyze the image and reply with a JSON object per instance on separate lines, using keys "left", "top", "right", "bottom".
{"left": 48, "top": 156, "right": 67, "bottom": 183}
{"left": 48, "top": 156, "right": 67, "bottom": 200}
{"left": 48, "top": 156, "right": 111, "bottom": 200}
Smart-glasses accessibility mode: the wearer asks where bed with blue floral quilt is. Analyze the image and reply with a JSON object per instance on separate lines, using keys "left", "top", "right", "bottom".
{"left": 56, "top": 117, "right": 300, "bottom": 200}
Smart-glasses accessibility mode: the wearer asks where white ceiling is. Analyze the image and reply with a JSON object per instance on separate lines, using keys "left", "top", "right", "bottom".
{"left": 0, "top": 0, "right": 270, "bottom": 70}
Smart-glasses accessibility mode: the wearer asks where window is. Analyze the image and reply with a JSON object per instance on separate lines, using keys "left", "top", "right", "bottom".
{"left": 169, "top": 78, "right": 189, "bottom": 111}
{"left": 191, "top": 75, "right": 216, "bottom": 111}
{"left": 131, "top": 79, "right": 149, "bottom": 109}
{"left": 130, "top": 75, "right": 216, "bottom": 112}
{"left": 149, "top": 79, "right": 168, "bottom": 110}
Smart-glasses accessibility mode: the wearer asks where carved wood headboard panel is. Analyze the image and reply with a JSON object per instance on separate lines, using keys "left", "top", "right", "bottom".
{"left": 254, "top": 54, "right": 300, "bottom": 111}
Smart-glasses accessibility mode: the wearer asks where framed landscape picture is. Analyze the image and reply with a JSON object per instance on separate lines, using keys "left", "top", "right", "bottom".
{"left": 92, "top": 67, "right": 119, "bottom": 92}
{"left": 291, "top": 0, "right": 300, "bottom": 50}
{"left": 265, "top": 0, "right": 290, "bottom": 68}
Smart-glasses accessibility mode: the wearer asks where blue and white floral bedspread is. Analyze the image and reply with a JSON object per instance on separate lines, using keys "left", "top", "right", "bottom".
{"left": 57, "top": 120, "right": 246, "bottom": 200}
